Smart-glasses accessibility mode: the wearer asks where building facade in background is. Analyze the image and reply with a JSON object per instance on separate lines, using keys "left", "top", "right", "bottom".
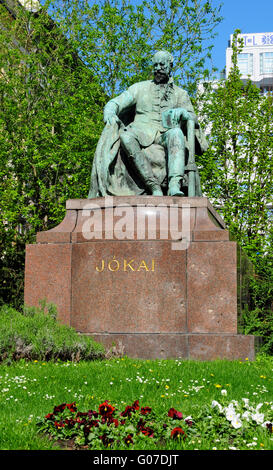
{"left": 226, "top": 32, "right": 273, "bottom": 93}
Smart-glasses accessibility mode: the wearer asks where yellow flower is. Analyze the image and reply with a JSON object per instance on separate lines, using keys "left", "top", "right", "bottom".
{"left": 214, "top": 384, "right": 222, "bottom": 388}
{"left": 165, "top": 385, "right": 169, "bottom": 389}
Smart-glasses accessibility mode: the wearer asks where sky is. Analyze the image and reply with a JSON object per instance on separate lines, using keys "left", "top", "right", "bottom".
{"left": 210, "top": 0, "right": 273, "bottom": 72}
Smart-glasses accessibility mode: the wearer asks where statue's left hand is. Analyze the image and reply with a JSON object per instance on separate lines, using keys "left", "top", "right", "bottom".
{"left": 164, "top": 108, "right": 193, "bottom": 128}
{"left": 175, "top": 108, "right": 192, "bottom": 122}
{"left": 104, "top": 114, "right": 122, "bottom": 126}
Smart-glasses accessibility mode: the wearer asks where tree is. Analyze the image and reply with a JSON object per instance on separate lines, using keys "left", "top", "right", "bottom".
{"left": 197, "top": 30, "right": 273, "bottom": 352}
{"left": 198, "top": 30, "right": 273, "bottom": 262}
{"left": 46, "top": 0, "right": 223, "bottom": 97}
{"left": 0, "top": 2, "right": 105, "bottom": 306}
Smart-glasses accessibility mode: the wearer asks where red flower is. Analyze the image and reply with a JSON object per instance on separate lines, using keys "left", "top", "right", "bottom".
{"left": 140, "top": 406, "right": 152, "bottom": 415}
{"left": 107, "top": 416, "right": 119, "bottom": 427}
{"left": 88, "top": 410, "right": 98, "bottom": 419}
{"left": 120, "top": 405, "right": 133, "bottom": 417}
{"left": 65, "top": 418, "right": 76, "bottom": 428}
{"left": 121, "top": 401, "right": 140, "bottom": 418}
{"left": 137, "top": 418, "right": 146, "bottom": 430}
{"left": 98, "top": 401, "right": 115, "bottom": 418}
{"left": 171, "top": 427, "right": 186, "bottom": 439}
{"left": 168, "top": 408, "right": 183, "bottom": 420}
{"left": 67, "top": 402, "right": 77, "bottom": 412}
{"left": 76, "top": 411, "right": 88, "bottom": 418}
{"left": 99, "top": 434, "right": 114, "bottom": 447}
{"left": 53, "top": 403, "right": 66, "bottom": 414}
{"left": 132, "top": 400, "right": 140, "bottom": 411}
{"left": 141, "top": 426, "right": 154, "bottom": 438}
{"left": 54, "top": 421, "right": 65, "bottom": 428}
{"left": 45, "top": 413, "right": 55, "bottom": 421}
{"left": 124, "top": 434, "right": 134, "bottom": 446}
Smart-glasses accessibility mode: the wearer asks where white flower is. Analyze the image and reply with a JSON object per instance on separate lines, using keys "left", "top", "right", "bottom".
{"left": 242, "top": 398, "right": 249, "bottom": 407}
{"left": 251, "top": 412, "right": 264, "bottom": 424}
{"left": 247, "top": 442, "right": 257, "bottom": 447}
{"left": 212, "top": 400, "right": 223, "bottom": 412}
{"left": 221, "top": 389, "right": 227, "bottom": 396}
{"left": 231, "top": 414, "right": 242, "bottom": 429}
{"left": 242, "top": 411, "right": 251, "bottom": 421}
{"left": 225, "top": 404, "right": 236, "bottom": 421}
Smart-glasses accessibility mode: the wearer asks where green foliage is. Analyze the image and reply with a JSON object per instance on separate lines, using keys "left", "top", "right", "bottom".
{"left": 0, "top": 303, "right": 105, "bottom": 361}
{"left": 198, "top": 30, "right": 273, "bottom": 263}
{"left": 47, "top": 0, "right": 223, "bottom": 97}
{"left": 198, "top": 30, "right": 273, "bottom": 348}
{"left": 0, "top": 3, "right": 105, "bottom": 306}
{"left": 238, "top": 259, "right": 273, "bottom": 354}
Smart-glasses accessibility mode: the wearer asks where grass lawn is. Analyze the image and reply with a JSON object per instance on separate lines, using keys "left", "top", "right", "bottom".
{"left": 0, "top": 354, "right": 272, "bottom": 451}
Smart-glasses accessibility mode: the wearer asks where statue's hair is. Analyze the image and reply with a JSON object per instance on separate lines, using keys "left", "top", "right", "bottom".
{"left": 152, "top": 50, "right": 174, "bottom": 66}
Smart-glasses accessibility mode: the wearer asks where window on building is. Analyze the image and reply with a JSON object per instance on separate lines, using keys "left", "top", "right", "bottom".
{"left": 260, "top": 52, "right": 273, "bottom": 74}
{"left": 237, "top": 53, "right": 253, "bottom": 75}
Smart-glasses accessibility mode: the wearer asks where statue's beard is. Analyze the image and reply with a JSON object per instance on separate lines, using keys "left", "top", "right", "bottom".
{"left": 154, "top": 71, "right": 169, "bottom": 84}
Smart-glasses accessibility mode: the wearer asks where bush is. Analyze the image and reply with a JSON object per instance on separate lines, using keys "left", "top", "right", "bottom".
{"left": 239, "top": 307, "right": 273, "bottom": 355}
{"left": 0, "top": 303, "right": 105, "bottom": 362}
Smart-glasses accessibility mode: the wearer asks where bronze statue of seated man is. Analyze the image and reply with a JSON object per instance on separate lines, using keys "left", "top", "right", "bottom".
{"left": 88, "top": 50, "right": 207, "bottom": 199}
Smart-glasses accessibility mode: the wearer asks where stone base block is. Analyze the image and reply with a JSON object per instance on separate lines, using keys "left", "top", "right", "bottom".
{"left": 88, "top": 333, "right": 260, "bottom": 361}
{"left": 24, "top": 196, "right": 259, "bottom": 361}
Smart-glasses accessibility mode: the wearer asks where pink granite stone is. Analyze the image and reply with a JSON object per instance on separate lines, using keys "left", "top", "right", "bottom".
{"left": 24, "top": 243, "right": 72, "bottom": 325}
{"left": 23, "top": 197, "right": 258, "bottom": 360}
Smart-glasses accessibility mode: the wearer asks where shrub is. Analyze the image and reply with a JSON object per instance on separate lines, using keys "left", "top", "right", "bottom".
{"left": 0, "top": 303, "right": 105, "bottom": 362}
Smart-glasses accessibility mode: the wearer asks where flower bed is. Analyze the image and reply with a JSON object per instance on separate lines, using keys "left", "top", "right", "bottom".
{"left": 37, "top": 397, "right": 273, "bottom": 450}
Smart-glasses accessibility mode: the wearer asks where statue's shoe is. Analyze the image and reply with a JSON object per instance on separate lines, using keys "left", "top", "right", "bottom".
{"left": 167, "top": 186, "right": 184, "bottom": 197}
{"left": 152, "top": 187, "right": 164, "bottom": 196}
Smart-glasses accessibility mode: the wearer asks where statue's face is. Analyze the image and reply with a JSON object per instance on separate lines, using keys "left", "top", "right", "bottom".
{"left": 152, "top": 52, "right": 172, "bottom": 84}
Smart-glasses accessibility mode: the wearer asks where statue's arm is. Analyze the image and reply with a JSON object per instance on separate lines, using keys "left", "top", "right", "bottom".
{"left": 104, "top": 89, "right": 136, "bottom": 126}
{"left": 175, "top": 90, "right": 198, "bottom": 125}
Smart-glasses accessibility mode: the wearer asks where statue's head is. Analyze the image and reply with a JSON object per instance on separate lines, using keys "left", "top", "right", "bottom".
{"left": 152, "top": 50, "right": 173, "bottom": 84}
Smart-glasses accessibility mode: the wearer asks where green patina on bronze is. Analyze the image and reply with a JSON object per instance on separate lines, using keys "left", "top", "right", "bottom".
{"left": 88, "top": 50, "right": 208, "bottom": 198}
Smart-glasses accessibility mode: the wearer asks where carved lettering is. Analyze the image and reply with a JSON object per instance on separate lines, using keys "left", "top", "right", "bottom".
{"left": 95, "top": 260, "right": 105, "bottom": 272}
{"left": 123, "top": 259, "right": 135, "bottom": 271}
{"left": 95, "top": 258, "right": 156, "bottom": 272}
{"left": 137, "top": 260, "right": 149, "bottom": 271}
{"left": 108, "top": 256, "right": 120, "bottom": 272}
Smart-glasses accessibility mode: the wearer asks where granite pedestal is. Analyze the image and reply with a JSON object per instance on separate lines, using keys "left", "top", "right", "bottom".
{"left": 24, "top": 196, "right": 258, "bottom": 360}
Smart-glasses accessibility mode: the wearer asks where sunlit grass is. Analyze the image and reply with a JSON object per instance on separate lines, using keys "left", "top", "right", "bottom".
{"left": 0, "top": 355, "right": 272, "bottom": 450}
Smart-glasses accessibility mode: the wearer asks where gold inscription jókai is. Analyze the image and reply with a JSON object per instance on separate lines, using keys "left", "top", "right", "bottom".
{"left": 95, "top": 258, "right": 155, "bottom": 272}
